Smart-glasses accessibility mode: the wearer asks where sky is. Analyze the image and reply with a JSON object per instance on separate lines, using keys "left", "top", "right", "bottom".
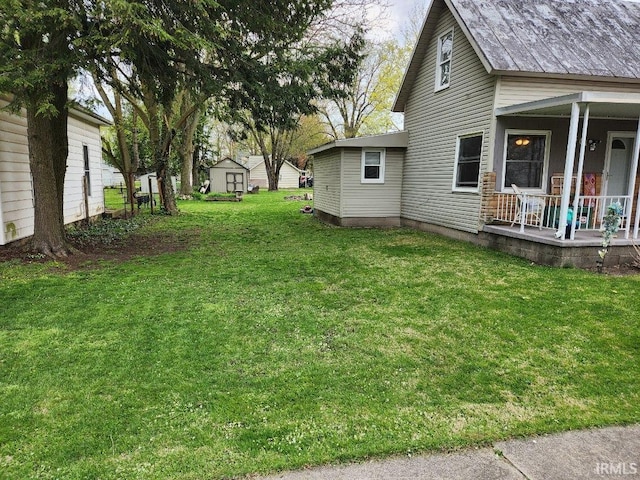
{"left": 367, "top": 0, "right": 426, "bottom": 41}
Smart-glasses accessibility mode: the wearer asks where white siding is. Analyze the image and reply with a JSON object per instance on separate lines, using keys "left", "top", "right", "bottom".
{"left": 401, "top": 8, "right": 496, "bottom": 234}
{"left": 209, "top": 160, "right": 248, "bottom": 193}
{"left": 312, "top": 150, "right": 341, "bottom": 217}
{"left": 65, "top": 115, "right": 105, "bottom": 224}
{"left": 249, "top": 161, "right": 268, "bottom": 188}
{"left": 0, "top": 100, "right": 32, "bottom": 244}
{"left": 496, "top": 76, "right": 640, "bottom": 109}
{"left": 278, "top": 162, "right": 301, "bottom": 189}
{"left": 249, "top": 159, "right": 301, "bottom": 189}
{"left": 0, "top": 101, "right": 105, "bottom": 245}
{"left": 341, "top": 148, "right": 403, "bottom": 218}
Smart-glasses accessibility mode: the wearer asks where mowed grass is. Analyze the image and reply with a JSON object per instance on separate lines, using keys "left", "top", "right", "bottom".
{"left": 1, "top": 191, "right": 639, "bottom": 479}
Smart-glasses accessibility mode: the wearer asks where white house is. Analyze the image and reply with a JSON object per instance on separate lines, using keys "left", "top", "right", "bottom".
{"left": 0, "top": 99, "right": 109, "bottom": 246}
{"left": 245, "top": 155, "right": 303, "bottom": 189}
{"left": 102, "top": 166, "right": 126, "bottom": 188}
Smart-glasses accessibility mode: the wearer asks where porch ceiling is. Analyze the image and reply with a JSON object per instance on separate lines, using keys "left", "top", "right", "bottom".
{"left": 495, "top": 91, "right": 640, "bottom": 119}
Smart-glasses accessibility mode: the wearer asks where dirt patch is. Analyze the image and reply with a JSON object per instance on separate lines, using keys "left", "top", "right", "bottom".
{"left": 0, "top": 228, "right": 202, "bottom": 271}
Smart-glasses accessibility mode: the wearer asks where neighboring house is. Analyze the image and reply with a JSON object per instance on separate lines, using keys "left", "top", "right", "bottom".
{"left": 0, "top": 99, "right": 108, "bottom": 246}
{"left": 139, "top": 173, "right": 178, "bottom": 195}
{"left": 209, "top": 158, "right": 249, "bottom": 193}
{"left": 245, "top": 155, "right": 303, "bottom": 189}
{"left": 311, "top": 0, "right": 640, "bottom": 267}
{"left": 102, "top": 166, "right": 126, "bottom": 188}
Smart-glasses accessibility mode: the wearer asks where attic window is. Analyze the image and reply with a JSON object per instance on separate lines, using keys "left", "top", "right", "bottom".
{"left": 435, "top": 29, "right": 453, "bottom": 91}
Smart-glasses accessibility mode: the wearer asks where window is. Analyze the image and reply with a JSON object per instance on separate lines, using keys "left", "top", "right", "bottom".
{"left": 361, "top": 149, "right": 385, "bottom": 183}
{"left": 435, "top": 29, "right": 453, "bottom": 91}
{"left": 503, "top": 131, "right": 550, "bottom": 190}
{"left": 453, "top": 133, "right": 483, "bottom": 190}
{"left": 83, "top": 145, "right": 91, "bottom": 196}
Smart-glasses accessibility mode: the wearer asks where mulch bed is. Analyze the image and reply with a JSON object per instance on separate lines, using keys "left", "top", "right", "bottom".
{"left": 0, "top": 229, "right": 201, "bottom": 272}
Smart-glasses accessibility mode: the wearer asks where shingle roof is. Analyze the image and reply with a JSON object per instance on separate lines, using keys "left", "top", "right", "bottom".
{"left": 393, "top": 0, "right": 640, "bottom": 112}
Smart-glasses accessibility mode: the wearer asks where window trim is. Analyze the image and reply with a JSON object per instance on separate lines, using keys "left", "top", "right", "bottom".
{"left": 361, "top": 148, "right": 386, "bottom": 184}
{"left": 502, "top": 129, "right": 552, "bottom": 193}
{"left": 452, "top": 132, "right": 484, "bottom": 192}
{"left": 435, "top": 28, "right": 454, "bottom": 92}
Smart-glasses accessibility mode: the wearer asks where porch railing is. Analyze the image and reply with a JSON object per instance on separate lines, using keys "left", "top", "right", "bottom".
{"left": 494, "top": 192, "right": 634, "bottom": 236}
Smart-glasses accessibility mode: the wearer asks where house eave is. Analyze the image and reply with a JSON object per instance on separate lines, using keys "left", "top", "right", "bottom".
{"left": 308, "top": 131, "right": 409, "bottom": 156}
{"left": 495, "top": 91, "right": 640, "bottom": 118}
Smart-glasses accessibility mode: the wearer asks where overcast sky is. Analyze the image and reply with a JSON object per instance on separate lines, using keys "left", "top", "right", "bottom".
{"left": 368, "top": 0, "right": 426, "bottom": 41}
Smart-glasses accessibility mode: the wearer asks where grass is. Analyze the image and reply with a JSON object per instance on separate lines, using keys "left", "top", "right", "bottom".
{"left": 1, "top": 190, "right": 639, "bottom": 479}
{"left": 103, "top": 186, "right": 130, "bottom": 210}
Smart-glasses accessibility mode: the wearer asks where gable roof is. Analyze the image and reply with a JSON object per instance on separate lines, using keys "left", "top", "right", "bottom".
{"left": 394, "top": 0, "right": 640, "bottom": 112}
{"left": 245, "top": 155, "right": 303, "bottom": 173}
{"left": 211, "top": 157, "right": 249, "bottom": 170}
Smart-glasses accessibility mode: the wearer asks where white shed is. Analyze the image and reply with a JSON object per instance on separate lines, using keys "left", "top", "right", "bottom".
{"left": 0, "top": 99, "right": 109, "bottom": 246}
{"left": 209, "top": 158, "right": 249, "bottom": 193}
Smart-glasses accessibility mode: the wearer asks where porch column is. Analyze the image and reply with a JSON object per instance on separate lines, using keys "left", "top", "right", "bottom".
{"left": 570, "top": 104, "right": 590, "bottom": 240}
{"left": 625, "top": 118, "right": 640, "bottom": 239}
{"left": 556, "top": 102, "right": 581, "bottom": 239}
{"left": 628, "top": 115, "right": 640, "bottom": 239}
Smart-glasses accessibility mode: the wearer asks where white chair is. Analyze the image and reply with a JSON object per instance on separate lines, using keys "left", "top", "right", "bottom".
{"left": 511, "top": 184, "right": 544, "bottom": 229}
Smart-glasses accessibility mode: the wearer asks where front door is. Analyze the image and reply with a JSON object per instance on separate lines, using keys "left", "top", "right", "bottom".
{"left": 604, "top": 134, "right": 635, "bottom": 197}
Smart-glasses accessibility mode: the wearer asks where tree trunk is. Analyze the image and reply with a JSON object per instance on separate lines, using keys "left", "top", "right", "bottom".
{"left": 27, "top": 82, "right": 71, "bottom": 257}
{"left": 155, "top": 128, "right": 178, "bottom": 215}
{"left": 179, "top": 109, "right": 201, "bottom": 197}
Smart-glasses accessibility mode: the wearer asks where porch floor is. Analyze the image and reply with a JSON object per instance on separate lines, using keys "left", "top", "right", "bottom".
{"left": 481, "top": 223, "right": 640, "bottom": 267}
{"left": 483, "top": 223, "right": 636, "bottom": 247}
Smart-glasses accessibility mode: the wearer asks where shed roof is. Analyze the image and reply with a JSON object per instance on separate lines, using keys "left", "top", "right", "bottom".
{"left": 211, "top": 157, "right": 249, "bottom": 170}
{"left": 394, "top": 0, "right": 640, "bottom": 112}
{"left": 307, "top": 131, "right": 409, "bottom": 155}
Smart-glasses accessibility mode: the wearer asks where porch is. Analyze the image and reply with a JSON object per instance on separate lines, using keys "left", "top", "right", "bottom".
{"left": 481, "top": 91, "right": 640, "bottom": 266}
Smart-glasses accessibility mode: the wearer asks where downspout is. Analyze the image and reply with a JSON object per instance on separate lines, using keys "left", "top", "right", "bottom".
{"left": 555, "top": 102, "right": 581, "bottom": 239}
{"left": 570, "top": 104, "right": 590, "bottom": 240}
{"left": 626, "top": 115, "right": 640, "bottom": 239}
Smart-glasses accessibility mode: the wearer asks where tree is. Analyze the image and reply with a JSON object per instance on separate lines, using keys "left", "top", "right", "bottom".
{"left": 93, "top": 0, "right": 349, "bottom": 210}
{"left": 94, "top": 71, "right": 142, "bottom": 213}
{"left": 231, "top": 30, "right": 365, "bottom": 190}
{"left": 0, "top": 1, "right": 87, "bottom": 257}
{"left": 318, "top": 37, "right": 408, "bottom": 139}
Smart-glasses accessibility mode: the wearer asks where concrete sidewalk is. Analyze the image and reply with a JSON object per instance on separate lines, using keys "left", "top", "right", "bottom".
{"left": 256, "top": 424, "right": 639, "bottom": 480}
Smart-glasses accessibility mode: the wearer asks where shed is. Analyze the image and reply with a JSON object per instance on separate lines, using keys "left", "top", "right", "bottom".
{"left": 309, "top": 132, "right": 408, "bottom": 227}
{"left": 209, "top": 158, "right": 249, "bottom": 193}
{"left": 0, "top": 99, "right": 108, "bottom": 246}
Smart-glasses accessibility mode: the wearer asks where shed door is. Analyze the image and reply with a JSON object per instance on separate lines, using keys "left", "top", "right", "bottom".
{"left": 226, "top": 172, "right": 244, "bottom": 192}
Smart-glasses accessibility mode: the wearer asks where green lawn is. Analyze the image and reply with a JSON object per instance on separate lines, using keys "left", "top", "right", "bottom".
{"left": 1, "top": 191, "right": 639, "bottom": 479}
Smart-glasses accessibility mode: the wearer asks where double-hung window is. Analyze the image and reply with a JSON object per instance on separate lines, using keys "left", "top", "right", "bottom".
{"left": 503, "top": 130, "right": 551, "bottom": 191}
{"left": 83, "top": 145, "right": 91, "bottom": 196}
{"left": 361, "top": 149, "right": 385, "bottom": 184}
{"left": 453, "top": 133, "right": 483, "bottom": 191}
{"left": 435, "top": 29, "right": 453, "bottom": 91}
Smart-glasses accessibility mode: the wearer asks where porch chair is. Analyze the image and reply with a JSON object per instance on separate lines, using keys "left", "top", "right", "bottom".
{"left": 510, "top": 184, "right": 544, "bottom": 229}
